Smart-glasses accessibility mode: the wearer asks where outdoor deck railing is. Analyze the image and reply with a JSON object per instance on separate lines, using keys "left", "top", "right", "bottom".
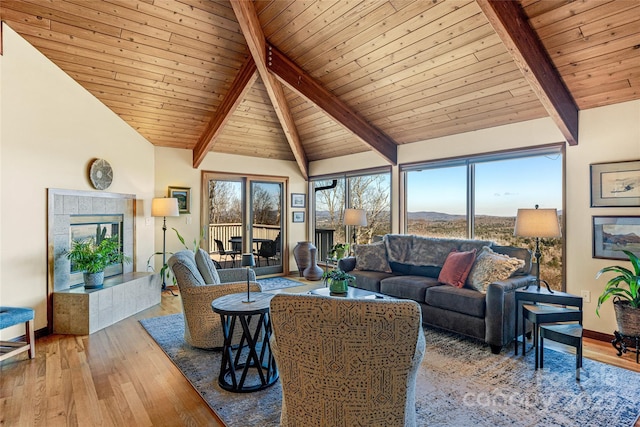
{"left": 208, "top": 223, "right": 281, "bottom": 253}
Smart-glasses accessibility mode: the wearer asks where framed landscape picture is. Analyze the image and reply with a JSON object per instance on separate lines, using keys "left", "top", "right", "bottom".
{"left": 590, "top": 160, "right": 640, "bottom": 207}
{"left": 291, "top": 193, "right": 306, "bottom": 208}
{"left": 168, "top": 186, "right": 191, "bottom": 214}
{"left": 292, "top": 211, "right": 305, "bottom": 223}
{"left": 593, "top": 216, "right": 640, "bottom": 260}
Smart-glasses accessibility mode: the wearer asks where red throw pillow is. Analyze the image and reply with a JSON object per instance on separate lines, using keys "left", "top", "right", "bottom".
{"left": 438, "top": 249, "right": 477, "bottom": 288}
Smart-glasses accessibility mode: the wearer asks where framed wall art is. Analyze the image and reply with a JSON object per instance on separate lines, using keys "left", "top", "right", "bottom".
{"left": 592, "top": 216, "right": 640, "bottom": 260}
{"left": 291, "top": 193, "right": 306, "bottom": 208}
{"left": 168, "top": 186, "right": 191, "bottom": 214}
{"left": 590, "top": 160, "right": 640, "bottom": 207}
{"left": 292, "top": 211, "right": 305, "bottom": 223}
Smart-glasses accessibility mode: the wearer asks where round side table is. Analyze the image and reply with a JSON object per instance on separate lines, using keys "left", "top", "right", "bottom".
{"left": 211, "top": 292, "right": 278, "bottom": 392}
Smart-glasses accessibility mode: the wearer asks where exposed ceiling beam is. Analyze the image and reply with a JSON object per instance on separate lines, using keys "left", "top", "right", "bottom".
{"left": 230, "top": 0, "right": 309, "bottom": 180}
{"left": 192, "top": 56, "right": 258, "bottom": 168}
{"left": 267, "top": 45, "right": 398, "bottom": 165}
{"left": 476, "top": 0, "right": 579, "bottom": 146}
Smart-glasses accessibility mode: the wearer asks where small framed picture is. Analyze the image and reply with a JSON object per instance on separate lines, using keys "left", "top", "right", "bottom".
{"left": 291, "top": 193, "right": 306, "bottom": 208}
{"left": 168, "top": 186, "right": 191, "bottom": 214}
{"left": 292, "top": 211, "right": 305, "bottom": 223}
{"left": 593, "top": 216, "right": 640, "bottom": 260}
{"left": 590, "top": 160, "right": 640, "bottom": 207}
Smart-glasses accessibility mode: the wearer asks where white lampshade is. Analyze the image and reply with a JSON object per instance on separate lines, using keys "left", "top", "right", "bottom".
{"left": 514, "top": 207, "right": 561, "bottom": 238}
{"left": 151, "top": 197, "right": 180, "bottom": 217}
{"left": 344, "top": 208, "right": 367, "bottom": 226}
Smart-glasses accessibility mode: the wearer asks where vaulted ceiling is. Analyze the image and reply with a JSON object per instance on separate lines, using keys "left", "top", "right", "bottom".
{"left": 2, "top": 0, "right": 639, "bottom": 179}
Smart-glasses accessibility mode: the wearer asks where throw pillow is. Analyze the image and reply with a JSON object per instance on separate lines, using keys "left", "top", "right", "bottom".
{"left": 438, "top": 249, "right": 477, "bottom": 288}
{"left": 354, "top": 241, "right": 392, "bottom": 273}
{"left": 491, "top": 245, "right": 532, "bottom": 276}
{"left": 466, "top": 246, "right": 525, "bottom": 292}
{"left": 195, "top": 248, "right": 221, "bottom": 285}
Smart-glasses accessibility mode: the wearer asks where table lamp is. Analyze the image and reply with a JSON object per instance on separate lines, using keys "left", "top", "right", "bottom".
{"left": 152, "top": 197, "right": 180, "bottom": 293}
{"left": 514, "top": 204, "right": 561, "bottom": 293}
{"left": 241, "top": 253, "right": 255, "bottom": 303}
{"left": 344, "top": 208, "right": 367, "bottom": 246}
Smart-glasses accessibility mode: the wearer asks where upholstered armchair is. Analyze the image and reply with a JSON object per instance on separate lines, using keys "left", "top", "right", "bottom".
{"left": 269, "top": 294, "right": 426, "bottom": 427}
{"left": 168, "top": 249, "right": 261, "bottom": 349}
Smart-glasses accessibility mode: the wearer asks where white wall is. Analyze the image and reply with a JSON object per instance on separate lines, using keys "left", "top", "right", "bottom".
{"left": 152, "top": 147, "right": 307, "bottom": 273}
{"left": 0, "top": 25, "right": 156, "bottom": 336}
{"left": 566, "top": 100, "right": 640, "bottom": 334}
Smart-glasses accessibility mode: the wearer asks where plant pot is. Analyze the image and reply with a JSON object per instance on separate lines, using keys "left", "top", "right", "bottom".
{"left": 83, "top": 271, "right": 104, "bottom": 289}
{"left": 329, "top": 279, "right": 349, "bottom": 294}
{"left": 614, "top": 300, "right": 640, "bottom": 337}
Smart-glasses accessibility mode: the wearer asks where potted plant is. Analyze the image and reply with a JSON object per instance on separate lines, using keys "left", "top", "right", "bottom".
{"left": 67, "top": 235, "right": 131, "bottom": 289}
{"left": 596, "top": 250, "right": 640, "bottom": 337}
{"left": 323, "top": 269, "right": 355, "bottom": 294}
{"left": 329, "top": 243, "right": 350, "bottom": 260}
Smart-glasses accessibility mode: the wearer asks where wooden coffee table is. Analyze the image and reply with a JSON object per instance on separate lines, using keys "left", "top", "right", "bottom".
{"left": 309, "top": 286, "right": 389, "bottom": 299}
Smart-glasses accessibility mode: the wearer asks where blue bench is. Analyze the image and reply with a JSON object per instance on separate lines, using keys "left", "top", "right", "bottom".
{"left": 0, "top": 307, "right": 35, "bottom": 362}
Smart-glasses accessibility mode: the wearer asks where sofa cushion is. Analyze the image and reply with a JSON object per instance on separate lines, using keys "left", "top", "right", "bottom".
{"left": 491, "top": 245, "right": 532, "bottom": 276}
{"left": 384, "top": 234, "right": 492, "bottom": 267}
{"left": 195, "top": 248, "right": 221, "bottom": 285}
{"left": 425, "top": 285, "right": 486, "bottom": 318}
{"left": 351, "top": 270, "right": 396, "bottom": 293}
{"left": 354, "top": 241, "right": 392, "bottom": 273}
{"left": 389, "top": 262, "right": 442, "bottom": 278}
{"left": 438, "top": 249, "right": 477, "bottom": 288}
{"left": 380, "top": 275, "right": 442, "bottom": 301}
{"left": 466, "top": 246, "right": 525, "bottom": 292}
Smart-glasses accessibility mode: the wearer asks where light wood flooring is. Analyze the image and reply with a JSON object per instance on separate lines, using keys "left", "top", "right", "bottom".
{"left": 1, "top": 280, "right": 639, "bottom": 426}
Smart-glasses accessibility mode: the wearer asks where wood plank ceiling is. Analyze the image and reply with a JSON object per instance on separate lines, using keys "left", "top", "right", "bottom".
{"left": 1, "top": 0, "right": 639, "bottom": 177}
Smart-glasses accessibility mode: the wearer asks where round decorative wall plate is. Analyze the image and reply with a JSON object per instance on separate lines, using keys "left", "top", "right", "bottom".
{"left": 89, "top": 159, "right": 113, "bottom": 190}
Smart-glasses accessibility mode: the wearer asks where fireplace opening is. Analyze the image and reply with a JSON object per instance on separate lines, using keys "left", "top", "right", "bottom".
{"left": 69, "top": 214, "right": 124, "bottom": 287}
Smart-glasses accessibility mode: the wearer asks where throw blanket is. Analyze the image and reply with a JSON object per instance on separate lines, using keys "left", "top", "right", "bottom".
{"left": 383, "top": 234, "right": 493, "bottom": 266}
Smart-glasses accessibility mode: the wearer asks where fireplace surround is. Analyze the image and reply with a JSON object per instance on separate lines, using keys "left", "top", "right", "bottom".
{"left": 47, "top": 188, "right": 135, "bottom": 292}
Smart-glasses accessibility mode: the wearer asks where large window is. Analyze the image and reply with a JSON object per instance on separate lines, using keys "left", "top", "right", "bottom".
{"left": 312, "top": 169, "right": 391, "bottom": 260}
{"left": 403, "top": 146, "right": 564, "bottom": 290}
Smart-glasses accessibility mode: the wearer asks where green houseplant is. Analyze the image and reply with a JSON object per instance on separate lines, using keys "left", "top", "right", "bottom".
{"left": 323, "top": 269, "right": 355, "bottom": 294}
{"left": 329, "top": 243, "right": 350, "bottom": 260}
{"left": 66, "top": 235, "right": 131, "bottom": 289}
{"left": 595, "top": 250, "right": 640, "bottom": 336}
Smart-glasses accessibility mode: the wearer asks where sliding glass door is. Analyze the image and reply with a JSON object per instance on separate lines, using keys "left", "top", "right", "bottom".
{"left": 203, "top": 172, "right": 285, "bottom": 276}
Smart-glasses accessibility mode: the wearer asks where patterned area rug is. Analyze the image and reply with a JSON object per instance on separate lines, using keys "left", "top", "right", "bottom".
{"left": 140, "top": 314, "right": 640, "bottom": 427}
{"left": 256, "top": 276, "right": 304, "bottom": 291}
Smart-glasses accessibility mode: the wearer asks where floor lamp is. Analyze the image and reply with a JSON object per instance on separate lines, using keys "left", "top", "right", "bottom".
{"left": 344, "top": 208, "right": 367, "bottom": 246}
{"left": 152, "top": 197, "right": 180, "bottom": 294}
{"left": 514, "top": 204, "right": 561, "bottom": 293}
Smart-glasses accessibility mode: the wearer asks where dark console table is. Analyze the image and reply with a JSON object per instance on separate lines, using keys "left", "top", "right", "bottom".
{"left": 211, "top": 292, "right": 278, "bottom": 392}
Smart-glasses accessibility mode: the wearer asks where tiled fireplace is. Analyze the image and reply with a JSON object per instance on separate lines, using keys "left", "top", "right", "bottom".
{"left": 47, "top": 189, "right": 159, "bottom": 334}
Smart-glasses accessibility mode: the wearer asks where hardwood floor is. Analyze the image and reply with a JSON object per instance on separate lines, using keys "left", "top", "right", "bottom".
{"left": 2, "top": 282, "right": 639, "bottom": 426}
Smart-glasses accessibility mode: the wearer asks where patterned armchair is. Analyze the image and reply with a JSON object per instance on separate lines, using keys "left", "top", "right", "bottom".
{"left": 269, "top": 294, "right": 426, "bottom": 427}
{"left": 168, "top": 250, "right": 261, "bottom": 349}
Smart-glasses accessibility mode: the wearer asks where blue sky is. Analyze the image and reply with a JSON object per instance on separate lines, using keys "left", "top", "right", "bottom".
{"left": 407, "top": 154, "right": 563, "bottom": 217}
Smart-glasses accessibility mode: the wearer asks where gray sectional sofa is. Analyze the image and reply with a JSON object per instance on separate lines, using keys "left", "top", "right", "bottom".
{"left": 338, "top": 234, "right": 534, "bottom": 354}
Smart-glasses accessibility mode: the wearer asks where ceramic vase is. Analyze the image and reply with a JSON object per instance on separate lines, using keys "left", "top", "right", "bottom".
{"left": 293, "top": 241, "right": 312, "bottom": 277}
{"left": 303, "top": 246, "right": 324, "bottom": 281}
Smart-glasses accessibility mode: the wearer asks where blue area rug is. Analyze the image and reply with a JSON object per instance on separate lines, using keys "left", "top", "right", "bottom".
{"left": 256, "top": 276, "right": 304, "bottom": 291}
{"left": 140, "top": 313, "right": 640, "bottom": 427}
